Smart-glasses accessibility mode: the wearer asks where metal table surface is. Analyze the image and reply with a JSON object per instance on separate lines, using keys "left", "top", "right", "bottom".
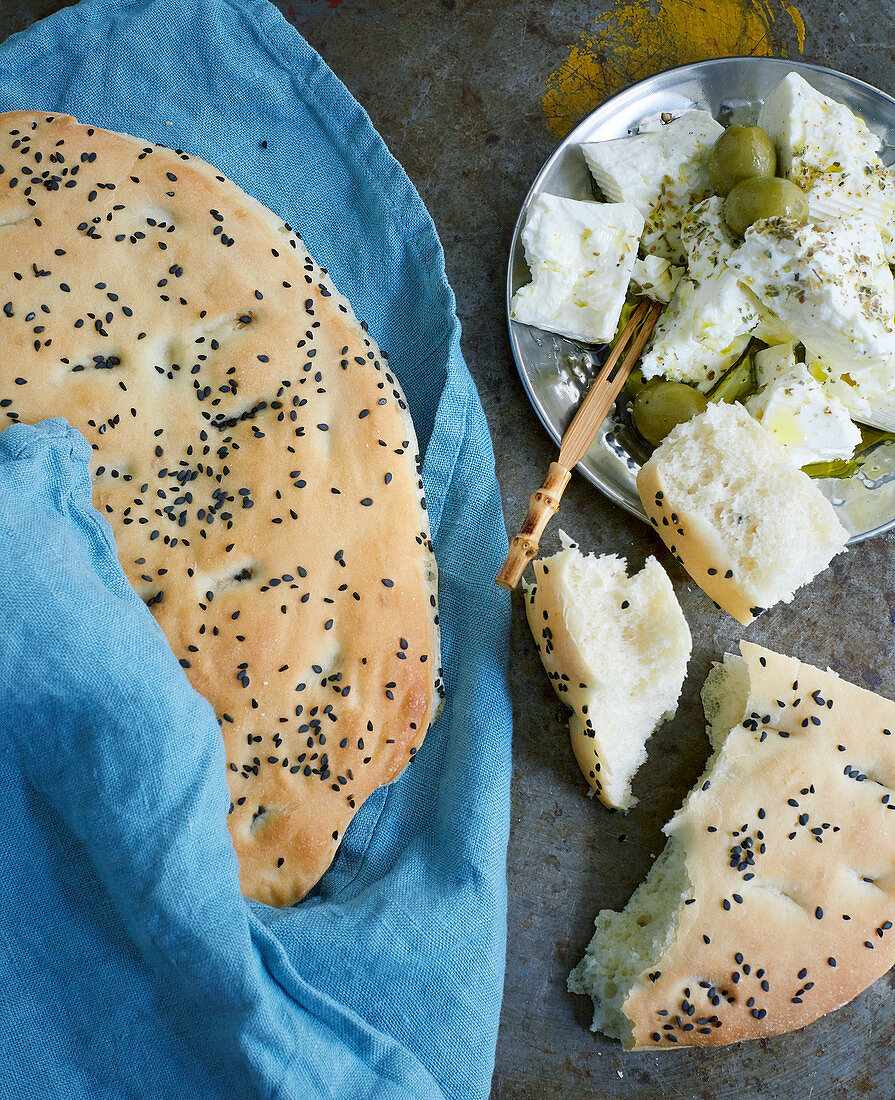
{"left": 2, "top": 1, "right": 895, "bottom": 1097}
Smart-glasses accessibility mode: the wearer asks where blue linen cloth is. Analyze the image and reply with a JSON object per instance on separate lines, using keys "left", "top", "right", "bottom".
{"left": 0, "top": 3, "right": 512, "bottom": 1098}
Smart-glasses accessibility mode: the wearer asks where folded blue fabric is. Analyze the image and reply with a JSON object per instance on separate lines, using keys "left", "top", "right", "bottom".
{"left": 0, "top": 4, "right": 511, "bottom": 1099}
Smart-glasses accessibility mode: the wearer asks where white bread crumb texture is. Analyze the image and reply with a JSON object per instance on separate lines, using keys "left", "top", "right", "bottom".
{"left": 571, "top": 642, "right": 895, "bottom": 1050}
{"left": 637, "top": 402, "right": 849, "bottom": 625}
{"left": 525, "top": 534, "right": 690, "bottom": 808}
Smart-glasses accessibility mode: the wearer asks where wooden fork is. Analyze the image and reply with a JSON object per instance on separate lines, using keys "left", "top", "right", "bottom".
{"left": 495, "top": 298, "right": 663, "bottom": 591}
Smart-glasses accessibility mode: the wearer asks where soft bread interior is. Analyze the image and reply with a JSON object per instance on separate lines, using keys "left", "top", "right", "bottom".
{"left": 570, "top": 642, "right": 895, "bottom": 1050}
{"left": 525, "top": 534, "right": 691, "bottom": 808}
{"left": 637, "top": 402, "right": 849, "bottom": 624}
{"left": 568, "top": 838, "right": 692, "bottom": 1044}
{"left": 567, "top": 657, "right": 744, "bottom": 1041}
{"left": 651, "top": 403, "right": 846, "bottom": 605}
{"left": 701, "top": 652, "right": 751, "bottom": 752}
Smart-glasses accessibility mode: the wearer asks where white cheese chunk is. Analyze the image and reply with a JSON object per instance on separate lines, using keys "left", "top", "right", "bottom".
{"left": 752, "top": 341, "right": 799, "bottom": 388}
{"left": 807, "top": 164, "right": 895, "bottom": 264}
{"left": 637, "top": 278, "right": 756, "bottom": 388}
{"left": 639, "top": 198, "right": 761, "bottom": 388}
{"left": 727, "top": 215, "right": 895, "bottom": 394}
{"left": 746, "top": 343, "right": 861, "bottom": 466}
{"left": 510, "top": 194, "right": 644, "bottom": 344}
{"left": 679, "top": 194, "right": 740, "bottom": 275}
{"left": 580, "top": 111, "right": 723, "bottom": 263}
{"left": 809, "top": 352, "right": 895, "bottom": 433}
{"left": 758, "top": 72, "right": 895, "bottom": 261}
{"left": 758, "top": 71, "right": 880, "bottom": 182}
{"left": 752, "top": 309, "right": 796, "bottom": 347}
{"left": 629, "top": 255, "right": 683, "bottom": 303}
{"left": 806, "top": 164, "right": 895, "bottom": 225}
{"left": 681, "top": 197, "right": 792, "bottom": 345}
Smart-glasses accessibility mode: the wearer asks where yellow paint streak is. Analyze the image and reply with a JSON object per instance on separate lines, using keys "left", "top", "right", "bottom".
{"left": 542, "top": 0, "right": 807, "bottom": 138}
{"left": 781, "top": 0, "right": 806, "bottom": 50}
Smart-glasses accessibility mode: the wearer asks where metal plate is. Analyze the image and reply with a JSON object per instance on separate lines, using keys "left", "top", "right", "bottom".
{"left": 506, "top": 57, "right": 895, "bottom": 543}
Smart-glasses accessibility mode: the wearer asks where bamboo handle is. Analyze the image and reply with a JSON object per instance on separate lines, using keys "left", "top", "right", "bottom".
{"left": 496, "top": 299, "right": 663, "bottom": 593}
{"left": 559, "top": 300, "right": 661, "bottom": 469}
{"left": 495, "top": 461, "right": 571, "bottom": 590}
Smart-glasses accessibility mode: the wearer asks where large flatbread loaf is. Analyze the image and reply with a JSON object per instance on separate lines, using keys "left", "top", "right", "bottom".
{"left": 0, "top": 111, "right": 442, "bottom": 907}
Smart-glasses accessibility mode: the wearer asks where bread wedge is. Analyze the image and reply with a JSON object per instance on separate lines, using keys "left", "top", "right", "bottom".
{"left": 637, "top": 401, "right": 849, "bottom": 625}
{"left": 525, "top": 533, "right": 691, "bottom": 808}
{"left": 570, "top": 641, "right": 895, "bottom": 1048}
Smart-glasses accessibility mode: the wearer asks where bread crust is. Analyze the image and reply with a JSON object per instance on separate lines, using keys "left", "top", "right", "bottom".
{"left": 0, "top": 111, "right": 441, "bottom": 906}
{"left": 636, "top": 460, "right": 761, "bottom": 624}
{"left": 622, "top": 642, "right": 895, "bottom": 1048}
{"left": 524, "top": 538, "right": 690, "bottom": 808}
{"left": 636, "top": 403, "right": 848, "bottom": 625}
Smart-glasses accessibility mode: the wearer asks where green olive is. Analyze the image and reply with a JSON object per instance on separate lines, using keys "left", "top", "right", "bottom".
{"left": 632, "top": 381, "right": 709, "bottom": 447}
{"left": 707, "top": 125, "right": 777, "bottom": 196}
{"left": 724, "top": 176, "right": 808, "bottom": 237}
{"left": 623, "top": 367, "right": 648, "bottom": 397}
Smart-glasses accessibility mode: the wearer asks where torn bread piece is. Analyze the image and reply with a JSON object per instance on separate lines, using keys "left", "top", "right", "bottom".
{"left": 524, "top": 533, "right": 691, "bottom": 808}
{"left": 570, "top": 641, "right": 895, "bottom": 1049}
{"left": 637, "top": 402, "right": 849, "bottom": 625}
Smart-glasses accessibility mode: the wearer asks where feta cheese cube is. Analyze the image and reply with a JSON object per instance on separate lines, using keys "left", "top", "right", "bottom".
{"left": 639, "top": 198, "right": 762, "bottom": 387}
{"left": 746, "top": 343, "right": 861, "bottom": 466}
{"left": 580, "top": 110, "right": 723, "bottom": 263}
{"left": 758, "top": 72, "right": 895, "bottom": 261}
{"left": 807, "top": 163, "right": 895, "bottom": 264}
{"left": 752, "top": 341, "right": 799, "bottom": 387}
{"left": 752, "top": 309, "right": 796, "bottom": 347}
{"left": 810, "top": 352, "right": 895, "bottom": 433}
{"left": 637, "top": 276, "right": 757, "bottom": 388}
{"left": 510, "top": 194, "right": 644, "bottom": 344}
{"left": 680, "top": 195, "right": 739, "bottom": 274}
{"left": 727, "top": 215, "right": 895, "bottom": 392}
{"left": 758, "top": 71, "right": 880, "bottom": 183}
{"left": 629, "top": 255, "right": 683, "bottom": 303}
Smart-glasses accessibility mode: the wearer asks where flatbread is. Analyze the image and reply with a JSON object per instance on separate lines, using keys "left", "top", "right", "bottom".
{"left": 570, "top": 642, "right": 895, "bottom": 1048}
{"left": 0, "top": 111, "right": 442, "bottom": 906}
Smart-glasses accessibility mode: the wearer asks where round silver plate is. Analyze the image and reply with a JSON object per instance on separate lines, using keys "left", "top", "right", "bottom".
{"left": 507, "top": 57, "right": 895, "bottom": 543}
